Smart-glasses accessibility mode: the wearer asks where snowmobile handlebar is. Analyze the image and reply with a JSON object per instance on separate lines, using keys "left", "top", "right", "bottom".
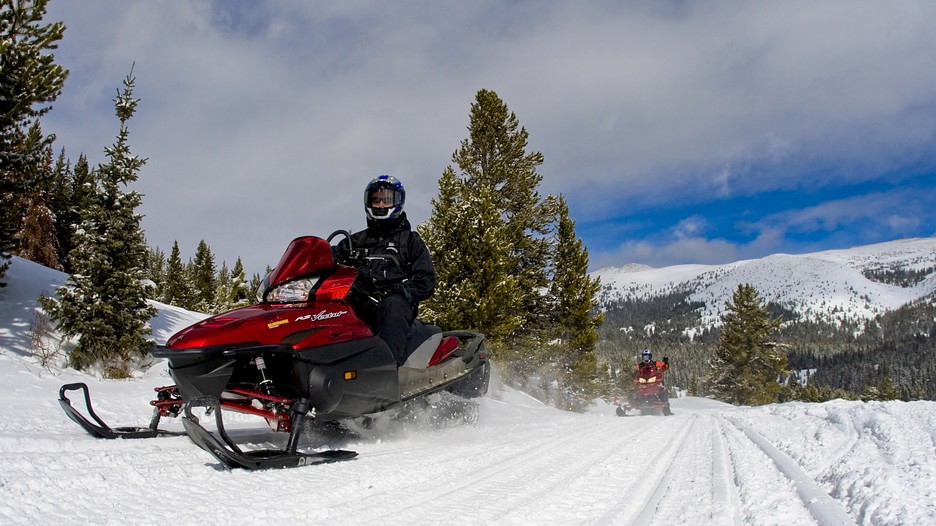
{"left": 326, "top": 229, "right": 354, "bottom": 249}
{"left": 327, "top": 229, "right": 371, "bottom": 265}
{"left": 326, "top": 229, "right": 398, "bottom": 302}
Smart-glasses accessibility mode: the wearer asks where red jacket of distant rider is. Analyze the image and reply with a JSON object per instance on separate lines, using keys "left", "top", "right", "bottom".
{"left": 633, "top": 361, "right": 668, "bottom": 377}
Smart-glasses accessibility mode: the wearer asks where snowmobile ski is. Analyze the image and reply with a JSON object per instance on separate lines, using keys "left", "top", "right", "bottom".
{"left": 58, "top": 383, "right": 185, "bottom": 439}
{"left": 182, "top": 395, "right": 357, "bottom": 470}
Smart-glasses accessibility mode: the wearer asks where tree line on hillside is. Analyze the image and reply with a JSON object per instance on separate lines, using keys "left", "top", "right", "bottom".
{"left": 788, "top": 295, "right": 936, "bottom": 400}
{"left": 599, "top": 278, "right": 936, "bottom": 401}
{"left": 142, "top": 241, "right": 255, "bottom": 314}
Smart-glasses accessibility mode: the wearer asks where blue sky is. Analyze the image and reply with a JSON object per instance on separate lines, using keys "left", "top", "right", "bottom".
{"left": 42, "top": 1, "right": 936, "bottom": 275}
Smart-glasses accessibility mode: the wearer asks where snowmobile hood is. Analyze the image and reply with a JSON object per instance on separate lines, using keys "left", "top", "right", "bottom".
{"left": 165, "top": 303, "right": 372, "bottom": 350}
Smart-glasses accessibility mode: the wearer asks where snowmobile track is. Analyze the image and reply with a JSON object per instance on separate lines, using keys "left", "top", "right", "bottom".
{"left": 349, "top": 417, "right": 658, "bottom": 524}
{"left": 726, "top": 417, "right": 856, "bottom": 526}
{"left": 595, "top": 414, "right": 698, "bottom": 525}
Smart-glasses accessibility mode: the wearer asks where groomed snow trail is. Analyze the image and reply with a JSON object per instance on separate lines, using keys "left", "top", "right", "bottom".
{"left": 3, "top": 356, "right": 933, "bottom": 525}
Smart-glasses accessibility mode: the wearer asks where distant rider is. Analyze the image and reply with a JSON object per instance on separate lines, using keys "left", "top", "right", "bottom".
{"left": 633, "top": 349, "right": 673, "bottom": 415}
{"left": 332, "top": 175, "right": 436, "bottom": 365}
{"left": 633, "top": 349, "right": 669, "bottom": 377}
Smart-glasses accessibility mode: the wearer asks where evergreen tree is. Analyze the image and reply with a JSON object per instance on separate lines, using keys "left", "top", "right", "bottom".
{"left": 705, "top": 283, "right": 786, "bottom": 405}
{"left": 212, "top": 259, "right": 249, "bottom": 312}
{"left": 421, "top": 90, "right": 555, "bottom": 339}
{"left": 48, "top": 148, "right": 71, "bottom": 267}
{"left": 248, "top": 268, "right": 270, "bottom": 303}
{"left": 420, "top": 90, "right": 607, "bottom": 408}
{"left": 455, "top": 89, "right": 554, "bottom": 332}
{"left": 1, "top": 0, "right": 68, "bottom": 285}
{"left": 40, "top": 69, "right": 155, "bottom": 376}
{"left": 14, "top": 122, "right": 58, "bottom": 268}
{"left": 143, "top": 245, "right": 166, "bottom": 300}
{"left": 420, "top": 168, "right": 524, "bottom": 338}
{"left": 213, "top": 262, "right": 230, "bottom": 312}
{"left": 547, "top": 196, "right": 604, "bottom": 407}
{"left": 229, "top": 257, "right": 249, "bottom": 308}
{"left": 50, "top": 153, "right": 93, "bottom": 274}
{"left": 417, "top": 167, "right": 461, "bottom": 323}
{"left": 189, "top": 239, "right": 216, "bottom": 312}
{"left": 162, "top": 240, "right": 194, "bottom": 308}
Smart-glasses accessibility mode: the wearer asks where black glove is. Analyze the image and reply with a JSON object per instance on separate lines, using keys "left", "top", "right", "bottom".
{"left": 663, "top": 356, "right": 669, "bottom": 365}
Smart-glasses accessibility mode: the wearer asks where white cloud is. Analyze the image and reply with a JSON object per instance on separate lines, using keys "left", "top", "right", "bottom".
{"left": 673, "top": 216, "right": 708, "bottom": 238}
{"left": 748, "top": 188, "right": 933, "bottom": 239}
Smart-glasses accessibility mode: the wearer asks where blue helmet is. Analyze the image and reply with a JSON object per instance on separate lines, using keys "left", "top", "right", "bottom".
{"left": 364, "top": 175, "right": 405, "bottom": 221}
{"left": 641, "top": 349, "right": 652, "bottom": 363}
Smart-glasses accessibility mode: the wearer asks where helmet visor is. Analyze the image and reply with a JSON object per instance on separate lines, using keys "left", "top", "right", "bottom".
{"left": 364, "top": 177, "right": 405, "bottom": 220}
{"left": 366, "top": 187, "right": 401, "bottom": 208}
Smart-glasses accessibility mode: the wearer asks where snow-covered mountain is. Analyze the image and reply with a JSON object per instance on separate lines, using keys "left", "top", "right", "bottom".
{"left": 594, "top": 237, "right": 936, "bottom": 328}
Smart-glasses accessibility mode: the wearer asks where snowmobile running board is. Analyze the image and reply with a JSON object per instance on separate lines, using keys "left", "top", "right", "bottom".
{"left": 182, "top": 395, "right": 357, "bottom": 470}
{"left": 58, "top": 383, "right": 185, "bottom": 439}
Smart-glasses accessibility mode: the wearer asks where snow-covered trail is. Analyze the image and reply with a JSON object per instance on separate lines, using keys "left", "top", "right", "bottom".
{"left": 1, "top": 352, "right": 934, "bottom": 525}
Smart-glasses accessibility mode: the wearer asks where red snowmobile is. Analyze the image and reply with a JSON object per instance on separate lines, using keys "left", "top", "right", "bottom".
{"left": 59, "top": 231, "right": 490, "bottom": 470}
{"left": 615, "top": 360, "right": 672, "bottom": 416}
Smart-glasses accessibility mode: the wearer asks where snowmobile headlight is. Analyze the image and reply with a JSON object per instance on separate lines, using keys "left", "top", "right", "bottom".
{"left": 265, "top": 278, "right": 319, "bottom": 303}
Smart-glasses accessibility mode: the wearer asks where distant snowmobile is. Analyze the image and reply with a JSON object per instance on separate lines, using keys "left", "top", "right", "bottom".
{"left": 59, "top": 231, "right": 490, "bottom": 470}
{"left": 615, "top": 356, "right": 672, "bottom": 416}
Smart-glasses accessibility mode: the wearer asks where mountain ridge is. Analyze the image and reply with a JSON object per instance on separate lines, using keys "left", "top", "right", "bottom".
{"left": 594, "top": 236, "right": 936, "bottom": 328}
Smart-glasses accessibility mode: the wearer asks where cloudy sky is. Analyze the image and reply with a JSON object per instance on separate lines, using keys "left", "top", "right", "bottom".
{"left": 42, "top": 0, "right": 936, "bottom": 276}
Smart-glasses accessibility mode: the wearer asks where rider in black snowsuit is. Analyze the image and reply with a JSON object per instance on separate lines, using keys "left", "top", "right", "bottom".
{"left": 332, "top": 175, "right": 436, "bottom": 365}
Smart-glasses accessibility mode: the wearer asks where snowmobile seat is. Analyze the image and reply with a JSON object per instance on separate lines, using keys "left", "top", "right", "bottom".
{"left": 400, "top": 320, "right": 446, "bottom": 369}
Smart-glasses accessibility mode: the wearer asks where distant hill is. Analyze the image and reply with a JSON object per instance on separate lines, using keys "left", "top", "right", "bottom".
{"left": 594, "top": 237, "right": 936, "bottom": 330}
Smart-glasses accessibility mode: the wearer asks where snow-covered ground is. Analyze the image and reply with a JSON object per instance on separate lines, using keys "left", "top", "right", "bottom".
{"left": 2, "top": 256, "right": 935, "bottom": 525}
{"left": 594, "top": 237, "right": 936, "bottom": 327}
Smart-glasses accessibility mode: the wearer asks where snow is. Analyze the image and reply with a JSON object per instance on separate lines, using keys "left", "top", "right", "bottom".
{"left": 594, "top": 237, "right": 936, "bottom": 328}
{"left": 2, "top": 256, "right": 936, "bottom": 525}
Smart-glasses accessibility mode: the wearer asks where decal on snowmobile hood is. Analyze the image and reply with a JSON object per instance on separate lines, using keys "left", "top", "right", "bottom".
{"left": 295, "top": 309, "right": 348, "bottom": 323}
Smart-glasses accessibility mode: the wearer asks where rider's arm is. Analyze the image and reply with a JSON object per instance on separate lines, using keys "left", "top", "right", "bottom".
{"left": 332, "top": 238, "right": 350, "bottom": 264}
{"left": 402, "top": 231, "right": 436, "bottom": 303}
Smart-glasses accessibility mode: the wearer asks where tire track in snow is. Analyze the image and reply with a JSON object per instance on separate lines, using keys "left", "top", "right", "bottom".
{"left": 332, "top": 419, "right": 609, "bottom": 523}
{"left": 593, "top": 414, "right": 696, "bottom": 525}
{"left": 345, "top": 416, "right": 676, "bottom": 525}
{"left": 725, "top": 417, "right": 857, "bottom": 526}
{"left": 812, "top": 408, "right": 863, "bottom": 478}
{"left": 630, "top": 414, "right": 746, "bottom": 526}
{"left": 710, "top": 416, "right": 745, "bottom": 526}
